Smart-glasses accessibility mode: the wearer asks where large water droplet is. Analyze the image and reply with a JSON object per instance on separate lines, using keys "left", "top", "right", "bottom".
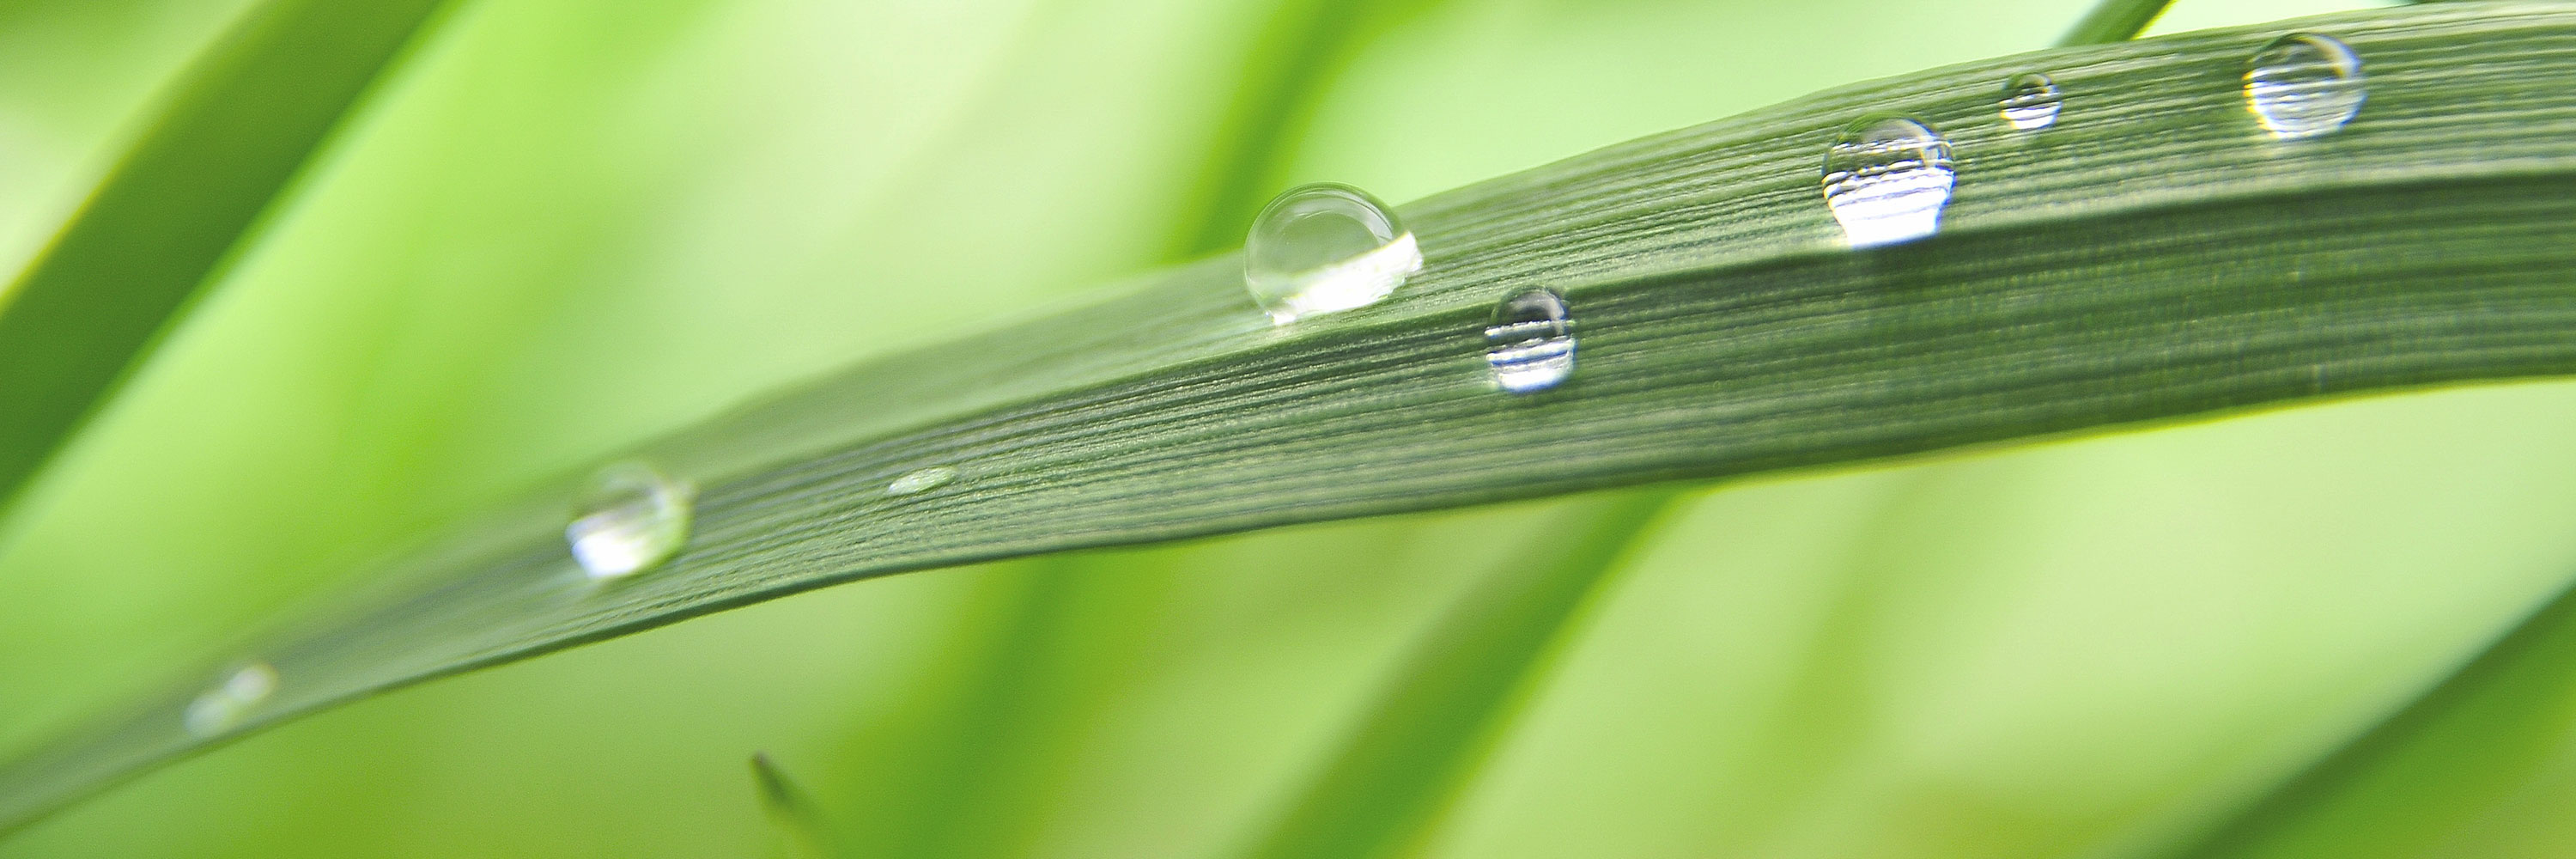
{"left": 887, "top": 466, "right": 957, "bottom": 496}
{"left": 566, "top": 462, "right": 692, "bottom": 580}
{"left": 1485, "top": 289, "right": 1576, "bottom": 393}
{"left": 1244, "top": 183, "right": 1421, "bottom": 325}
{"left": 2245, "top": 34, "right": 2365, "bottom": 139}
{"left": 183, "top": 662, "right": 277, "bottom": 737}
{"left": 1999, "top": 72, "right": 2063, "bottom": 131}
{"left": 1821, "top": 115, "right": 1955, "bottom": 248}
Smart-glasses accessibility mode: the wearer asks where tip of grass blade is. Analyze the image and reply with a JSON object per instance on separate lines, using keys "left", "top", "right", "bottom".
{"left": 750, "top": 752, "right": 837, "bottom": 859}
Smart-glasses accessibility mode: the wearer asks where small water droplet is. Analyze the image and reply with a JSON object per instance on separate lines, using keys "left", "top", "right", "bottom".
{"left": 1244, "top": 183, "right": 1422, "bottom": 325}
{"left": 1821, "top": 115, "right": 1955, "bottom": 248}
{"left": 1485, "top": 289, "right": 1576, "bottom": 393}
{"left": 183, "top": 662, "right": 277, "bottom": 737}
{"left": 2245, "top": 33, "right": 2365, "bottom": 139}
{"left": 566, "top": 462, "right": 692, "bottom": 580}
{"left": 1999, "top": 72, "right": 2063, "bottom": 131}
{"left": 887, "top": 466, "right": 957, "bottom": 496}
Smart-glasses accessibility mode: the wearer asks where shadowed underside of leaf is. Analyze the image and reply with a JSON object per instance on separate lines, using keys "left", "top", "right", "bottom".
{"left": 7, "top": 1, "right": 2576, "bottom": 834}
{"left": 0, "top": 0, "right": 456, "bottom": 519}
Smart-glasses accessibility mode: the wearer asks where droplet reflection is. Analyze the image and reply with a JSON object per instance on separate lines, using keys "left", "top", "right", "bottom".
{"left": 1484, "top": 289, "right": 1576, "bottom": 393}
{"left": 887, "top": 466, "right": 957, "bottom": 496}
{"left": 2245, "top": 33, "right": 2366, "bottom": 139}
{"left": 1999, "top": 72, "right": 2063, "bottom": 131}
{"left": 183, "top": 662, "right": 277, "bottom": 737}
{"left": 566, "top": 462, "right": 692, "bottom": 580}
{"left": 1243, "top": 183, "right": 1422, "bottom": 325}
{"left": 1821, "top": 115, "right": 1956, "bottom": 248}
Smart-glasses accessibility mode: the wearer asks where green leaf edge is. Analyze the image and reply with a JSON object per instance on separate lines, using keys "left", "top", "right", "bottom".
{"left": 0, "top": 0, "right": 459, "bottom": 521}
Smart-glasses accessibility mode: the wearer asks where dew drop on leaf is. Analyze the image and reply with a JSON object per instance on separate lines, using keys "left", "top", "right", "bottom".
{"left": 1821, "top": 114, "right": 1955, "bottom": 248}
{"left": 1485, "top": 289, "right": 1577, "bottom": 393}
{"left": 886, "top": 466, "right": 957, "bottom": 496}
{"left": 2245, "top": 33, "right": 2365, "bottom": 139}
{"left": 565, "top": 462, "right": 692, "bottom": 580}
{"left": 1243, "top": 183, "right": 1421, "bottom": 325}
{"left": 182, "top": 662, "right": 277, "bottom": 737}
{"left": 1999, "top": 72, "right": 2063, "bottom": 131}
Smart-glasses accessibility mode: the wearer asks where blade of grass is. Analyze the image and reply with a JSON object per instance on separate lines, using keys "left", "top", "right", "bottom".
{"left": 1226, "top": 9, "right": 2170, "bottom": 855}
{"left": 2059, "top": 0, "right": 2178, "bottom": 45}
{"left": 831, "top": 557, "right": 1095, "bottom": 859}
{"left": 1165, "top": 0, "right": 1439, "bottom": 258}
{"left": 815, "top": 514, "right": 1516, "bottom": 859}
{"left": 846, "top": 0, "right": 1456, "bottom": 847}
{"left": 0, "top": 0, "right": 458, "bottom": 521}
{"left": 1233, "top": 488, "right": 1682, "bottom": 859}
{"left": 750, "top": 752, "right": 840, "bottom": 859}
{"left": 2152, "top": 570, "right": 2576, "bottom": 858}
{"left": 9, "top": 2, "right": 2576, "bottom": 833}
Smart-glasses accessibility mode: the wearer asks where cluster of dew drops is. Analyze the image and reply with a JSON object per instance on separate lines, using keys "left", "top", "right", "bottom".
{"left": 179, "top": 33, "right": 2371, "bottom": 739}
{"left": 1253, "top": 31, "right": 2368, "bottom": 390}
{"left": 1829, "top": 32, "right": 2363, "bottom": 247}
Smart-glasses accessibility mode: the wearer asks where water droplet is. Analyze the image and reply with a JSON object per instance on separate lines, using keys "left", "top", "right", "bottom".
{"left": 886, "top": 466, "right": 957, "bottom": 496}
{"left": 566, "top": 462, "right": 692, "bottom": 580}
{"left": 1485, "top": 289, "right": 1576, "bottom": 393}
{"left": 2245, "top": 33, "right": 2365, "bottom": 139}
{"left": 1999, "top": 72, "right": 2063, "bottom": 131}
{"left": 1821, "top": 115, "right": 1955, "bottom": 248}
{"left": 1244, "top": 183, "right": 1422, "bottom": 325}
{"left": 183, "top": 662, "right": 277, "bottom": 737}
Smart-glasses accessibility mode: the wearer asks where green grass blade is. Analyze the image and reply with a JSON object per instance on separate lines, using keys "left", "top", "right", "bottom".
{"left": 1226, "top": 8, "right": 2183, "bottom": 855}
{"left": 828, "top": 557, "right": 1093, "bottom": 859}
{"left": 2058, "top": 0, "right": 2178, "bottom": 45}
{"left": 1168, "top": 0, "right": 1384, "bottom": 257}
{"left": 1234, "top": 489, "right": 1681, "bottom": 859}
{"left": 0, "top": 0, "right": 454, "bottom": 518}
{"left": 8, "top": 1, "right": 2576, "bottom": 833}
{"left": 2154, "top": 573, "right": 2576, "bottom": 858}
{"left": 827, "top": 4, "right": 1422, "bottom": 845}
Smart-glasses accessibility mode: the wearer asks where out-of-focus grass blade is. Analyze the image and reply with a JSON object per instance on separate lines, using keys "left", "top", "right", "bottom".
{"left": 1225, "top": 9, "right": 2165, "bottom": 854}
{"left": 2060, "top": 0, "right": 2178, "bottom": 45}
{"left": 751, "top": 752, "right": 838, "bottom": 859}
{"left": 849, "top": 1, "right": 1426, "bottom": 848}
{"left": 1166, "top": 0, "right": 1435, "bottom": 257}
{"left": 1233, "top": 489, "right": 1680, "bottom": 859}
{"left": 1224, "top": 6, "right": 2178, "bottom": 853}
{"left": 9, "top": 2, "right": 2576, "bottom": 834}
{"left": 0, "top": 0, "right": 455, "bottom": 518}
{"left": 2155, "top": 574, "right": 2576, "bottom": 858}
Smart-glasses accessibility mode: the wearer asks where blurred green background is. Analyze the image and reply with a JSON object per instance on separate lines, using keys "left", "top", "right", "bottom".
{"left": 16, "top": 0, "right": 2576, "bottom": 856}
